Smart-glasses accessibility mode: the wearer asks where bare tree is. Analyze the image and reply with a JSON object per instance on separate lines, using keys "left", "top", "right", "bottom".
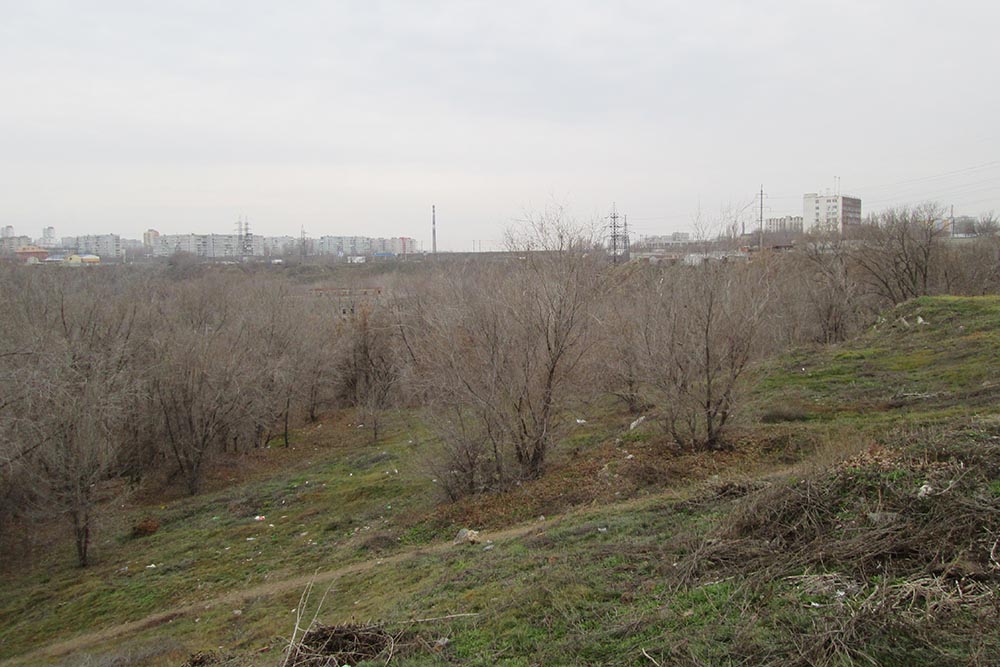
{"left": 335, "top": 305, "right": 400, "bottom": 444}
{"left": 642, "top": 262, "right": 771, "bottom": 450}
{"left": 851, "top": 203, "right": 949, "bottom": 304}
{"left": 416, "top": 212, "right": 603, "bottom": 494}
{"left": 798, "top": 231, "right": 869, "bottom": 343}
{"left": 6, "top": 271, "right": 143, "bottom": 566}
{"left": 147, "top": 277, "right": 264, "bottom": 494}
{"left": 975, "top": 210, "right": 999, "bottom": 237}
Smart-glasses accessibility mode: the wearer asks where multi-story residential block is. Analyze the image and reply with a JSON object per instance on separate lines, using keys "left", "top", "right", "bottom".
{"left": 803, "top": 194, "right": 862, "bottom": 233}
{"left": 0, "top": 235, "right": 32, "bottom": 254}
{"left": 61, "top": 234, "right": 125, "bottom": 259}
{"left": 143, "top": 229, "right": 160, "bottom": 249}
{"left": 39, "top": 227, "right": 57, "bottom": 248}
{"left": 152, "top": 234, "right": 264, "bottom": 258}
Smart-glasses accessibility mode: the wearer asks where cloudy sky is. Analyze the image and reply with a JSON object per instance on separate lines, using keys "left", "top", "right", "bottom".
{"left": 1, "top": 1, "right": 997, "bottom": 249}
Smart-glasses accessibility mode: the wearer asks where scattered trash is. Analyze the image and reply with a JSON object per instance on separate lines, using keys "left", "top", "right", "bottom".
{"left": 254, "top": 515, "right": 266, "bottom": 521}
{"left": 232, "top": 609, "right": 242, "bottom": 616}
{"left": 145, "top": 563, "right": 157, "bottom": 569}
{"left": 625, "top": 454, "right": 635, "bottom": 460}
{"left": 918, "top": 483, "right": 934, "bottom": 498}
{"left": 629, "top": 415, "right": 646, "bottom": 430}
{"left": 576, "top": 418, "right": 587, "bottom": 425}
{"left": 597, "top": 527, "right": 608, "bottom": 533}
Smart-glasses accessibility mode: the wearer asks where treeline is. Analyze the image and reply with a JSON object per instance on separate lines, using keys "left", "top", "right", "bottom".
{"left": 1, "top": 204, "right": 998, "bottom": 565}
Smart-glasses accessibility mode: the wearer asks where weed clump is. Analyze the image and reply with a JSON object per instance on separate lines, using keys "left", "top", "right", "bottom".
{"left": 129, "top": 518, "right": 160, "bottom": 539}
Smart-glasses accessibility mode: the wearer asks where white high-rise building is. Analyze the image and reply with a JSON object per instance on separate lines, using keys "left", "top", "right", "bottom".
{"left": 803, "top": 194, "right": 862, "bottom": 233}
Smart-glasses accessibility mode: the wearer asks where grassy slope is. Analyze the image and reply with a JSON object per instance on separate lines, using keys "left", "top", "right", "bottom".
{"left": 3, "top": 296, "right": 1000, "bottom": 667}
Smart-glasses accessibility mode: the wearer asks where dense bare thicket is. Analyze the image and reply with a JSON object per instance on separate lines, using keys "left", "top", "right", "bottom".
{"left": 0, "top": 268, "right": 347, "bottom": 563}
{"left": 4, "top": 202, "right": 1000, "bottom": 557}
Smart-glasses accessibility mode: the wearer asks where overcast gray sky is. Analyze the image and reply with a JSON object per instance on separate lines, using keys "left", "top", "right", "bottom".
{"left": 1, "top": 0, "right": 997, "bottom": 249}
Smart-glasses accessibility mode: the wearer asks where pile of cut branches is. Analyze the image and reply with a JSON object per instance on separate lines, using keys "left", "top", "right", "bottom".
{"left": 282, "top": 622, "right": 402, "bottom": 666}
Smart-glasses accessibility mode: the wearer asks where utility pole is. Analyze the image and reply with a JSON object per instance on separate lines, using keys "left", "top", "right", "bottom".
{"left": 623, "top": 213, "right": 631, "bottom": 262}
{"left": 758, "top": 185, "right": 765, "bottom": 251}
{"left": 432, "top": 205, "right": 437, "bottom": 255}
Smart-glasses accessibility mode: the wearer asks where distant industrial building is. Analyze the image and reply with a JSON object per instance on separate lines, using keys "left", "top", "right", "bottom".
{"left": 803, "top": 194, "right": 862, "bottom": 233}
{"left": 639, "top": 232, "right": 691, "bottom": 251}
{"left": 764, "top": 215, "right": 804, "bottom": 234}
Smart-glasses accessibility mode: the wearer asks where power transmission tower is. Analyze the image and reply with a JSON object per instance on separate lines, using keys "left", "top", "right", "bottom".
{"left": 608, "top": 203, "right": 630, "bottom": 264}
{"left": 241, "top": 216, "right": 253, "bottom": 257}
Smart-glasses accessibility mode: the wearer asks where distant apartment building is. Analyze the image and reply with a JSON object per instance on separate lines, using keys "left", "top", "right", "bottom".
{"left": 151, "top": 234, "right": 264, "bottom": 258}
{"left": 764, "top": 215, "right": 803, "bottom": 234}
{"left": 143, "top": 229, "right": 160, "bottom": 249}
{"left": 62, "top": 234, "right": 125, "bottom": 259}
{"left": 1, "top": 225, "right": 13, "bottom": 239}
{"left": 0, "top": 235, "right": 32, "bottom": 254}
{"left": 142, "top": 231, "right": 418, "bottom": 259}
{"left": 316, "top": 236, "right": 418, "bottom": 257}
{"left": 39, "top": 227, "right": 57, "bottom": 248}
{"left": 262, "top": 236, "right": 299, "bottom": 256}
{"left": 803, "top": 194, "right": 862, "bottom": 233}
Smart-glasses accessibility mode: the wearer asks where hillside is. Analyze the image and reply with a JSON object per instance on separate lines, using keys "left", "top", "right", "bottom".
{"left": 3, "top": 296, "right": 1000, "bottom": 667}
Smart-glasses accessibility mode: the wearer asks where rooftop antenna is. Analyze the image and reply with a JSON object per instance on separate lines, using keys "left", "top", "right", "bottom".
{"left": 432, "top": 205, "right": 437, "bottom": 255}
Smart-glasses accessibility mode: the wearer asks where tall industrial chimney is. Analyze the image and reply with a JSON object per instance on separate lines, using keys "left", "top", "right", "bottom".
{"left": 432, "top": 205, "right": 437, "bottom": 255}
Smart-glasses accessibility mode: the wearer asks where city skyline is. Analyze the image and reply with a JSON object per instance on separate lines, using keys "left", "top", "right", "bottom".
{"left": 1, "top": 2, "right": 998, "bottom": 251}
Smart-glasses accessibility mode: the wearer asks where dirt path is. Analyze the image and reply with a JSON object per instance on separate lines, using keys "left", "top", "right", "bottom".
{"left": 1, "top": 514, "right": 572, "bottom": 666}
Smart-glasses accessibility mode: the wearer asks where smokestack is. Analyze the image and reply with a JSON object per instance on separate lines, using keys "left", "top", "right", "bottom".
{"left": 432, "top": 205, "right": 437, "bottom": 255}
